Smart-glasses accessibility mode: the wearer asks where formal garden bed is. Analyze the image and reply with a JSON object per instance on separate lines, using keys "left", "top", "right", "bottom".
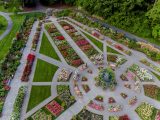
{"left": 127, "top": 64, "right": 153, "bottom": 82}
{"left": 95, "top": 96, "right": 104, "bottom": 102}
{"left": 143, "top": 84, "right": 160, "bottom": 102}
{"left": 72, "top": 108, "right": 103, "bottom": 120}
{"left": 81, "top": 31, "right": 103, "bottom": 51}
{"left": 107, "top": 54, "right": 127, "bottom": 69}
{"left": 135, "top": 102, "right": 159, "bottom": 120}
{"left": 45, "top": 23, "right": 84, "bottom": 67}
{"left": 107, "top": 41, "right": 132, "bottom": 56}
{"left": 32, "top": 21, "right": 43, "bottom": 51}
{"left": 10, "top": 86, "right": 26, "bottom": 120}
{"left": 109, "top": 115, "right": 130, "bottom": 120}
{"left": 88, "top": 100, "right": 104, "bottom": 111}
{"left": 21, "top": 54, "right": 35, "bottom": 82}
{"left": 140, "top": 59, "right": 160, "bottom": 73}
{"left": 59, "top": 21, "right": 100, "bottom": 60}
{"left": 107, "top": 46, "right": 122, "bottom": 55}
{"left": 82, "top": 84, "right": 90, "bottom": 93}
{"left": 57, "top": 68, "right": 72, "bottom": 82}
{"left": 151, "top": 71, "right": 160, "bottom": 81}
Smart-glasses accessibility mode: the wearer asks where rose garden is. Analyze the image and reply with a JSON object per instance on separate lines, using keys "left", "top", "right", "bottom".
{"left": 0, "top": 8, "right": 160, "bottom": 120}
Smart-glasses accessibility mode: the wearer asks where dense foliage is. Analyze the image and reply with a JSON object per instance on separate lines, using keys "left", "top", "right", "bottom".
{"left": 75, "top": 0, "right": 160, "bottom": 42}
{"left": 39, "top": 0, "right": 74, "bottom": 5}
{"left": 10, "top": 86, "right": 26, "bottom": 120}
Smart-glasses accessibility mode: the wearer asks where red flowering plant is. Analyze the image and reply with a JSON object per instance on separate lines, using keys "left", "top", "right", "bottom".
{"left": 93, "top": 32, "right": 100, "bottom": 38}
{"left": 4, "top": 85, "right": 11, "bottom": 91}
{"left": 119, "top": 115, "right": 130, "bottom": 120}
{"left": 71, "top": 59, "right": 83, "bottom": 66}
{"left": 45, "top": 100, "right": 64, "bottom": 117}
{"left": 76, "top": 39, "right": 89, "bottom": 46}
{"left": 115, "top": 44, "right": 124, "bottom": 51}
{"left": 21, "top": 54, "right": 35, "bottom": 82}
{"left": 55, "top": 36, "right": 65, "bottom": 40}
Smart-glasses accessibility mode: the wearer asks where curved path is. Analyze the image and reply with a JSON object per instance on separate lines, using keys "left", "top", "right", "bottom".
{"left": 0, "top": 12, "right": 13, "bottom": 40}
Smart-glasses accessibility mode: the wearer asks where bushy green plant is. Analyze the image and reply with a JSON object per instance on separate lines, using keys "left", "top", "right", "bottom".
{"left": 10, "top": 86, "right": 27, "bottom": 120}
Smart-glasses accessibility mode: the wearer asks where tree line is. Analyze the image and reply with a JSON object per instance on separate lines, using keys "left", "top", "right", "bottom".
{"left": 24, "top": 0, "right": 160, "bottom": 41}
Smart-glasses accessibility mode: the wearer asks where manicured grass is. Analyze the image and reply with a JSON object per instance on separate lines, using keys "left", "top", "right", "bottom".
{"left": 107, "top": 46, "right": 122, "bottom": 55}
{"left": 0, "top": 15, "right": 25, "bottom": 61}
{"left": 40, "top": 33, "right": 60, "bottom": 61}
{"left": 151, "top": 71, "right": 160, "bottom": 81}
{"left": 82, "top": 31, "right": 103, "bottom": 51}
{"left": 27, "top": 86, "right": 51, "bottom": 112}
{"left": 0, "top": 15, "right": 8, "bottom": 35}
{"left": 33, "top": 59, "right": 58, "bottom": 82}
{"left": 0, "top": 12, "right": 45, "bottom": 62}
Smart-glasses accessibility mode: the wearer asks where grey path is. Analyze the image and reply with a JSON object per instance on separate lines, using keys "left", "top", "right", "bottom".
{"left": 0, "top": 12, "right": 13, "bottom": 40}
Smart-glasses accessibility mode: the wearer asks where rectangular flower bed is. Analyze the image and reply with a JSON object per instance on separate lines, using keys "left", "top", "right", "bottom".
{"left": 143, "top": 84, "right": 160, "bottom": 102}
{"left": 128, "top": 64, "right": 153, "bottom": 82}
{"left": 135, "top": 102, "right": 158, "bottom": 120}
{"left": 45, "top": 23, "right": 84, "bottom": 67}
{"left": 88, "top": 100, "right": 104, "bottom": 111}
{"left": 72, "top": 109, "right": 103, "bottom": 120}
{"left": 82, "top": 84, "right": 90, "bottom": 93}
{"left": 32, "top": 21, "right": 42, "bottom": 51}
{"left": 45, "top": 100, "right": 64, "bottom": 117}
{"left": 57, "top": 68, "right": 72, "bottom": 82}
{"left": 59, "top": 21, "right": 99, "bottom": 60}
{"left": 140, "top": 59, "right": 160, "bottom": 73}
{"left": 21, "top": 54, "right": 35, "bottom": 82}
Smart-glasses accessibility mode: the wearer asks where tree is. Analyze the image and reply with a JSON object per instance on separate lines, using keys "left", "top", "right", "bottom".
{"left": 24, "top": 0, "right": 37, "bottom": 7}
{"left": 146, "top": 0, "right": 160, "bottom": 39}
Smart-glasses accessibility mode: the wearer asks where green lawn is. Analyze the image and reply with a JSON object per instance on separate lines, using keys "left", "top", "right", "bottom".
{"left": 33, "top": 59, "right": 58, "bottom": 82}
{"left": 82, "top": 31, "right": 103, "bottom": 51}
{"left": 151, "top": 71, "right": 160, "bottom": 81}
{"left": 0, "top": 15, "right": 25, "bottom": 61}
{"left": 0, "top": 12, "right": 45, "bottom": 62}
{"left": 0, "top": 15, "right": 8, "bottom": 36}
{"left": 27, "top": 86, "right": 51, "bottom": 112}
{"left": 40, "top": 33, "right": 60, "bottom": 61}
{"left": 107, "top": 46, "right": 122, "bottom": 55}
